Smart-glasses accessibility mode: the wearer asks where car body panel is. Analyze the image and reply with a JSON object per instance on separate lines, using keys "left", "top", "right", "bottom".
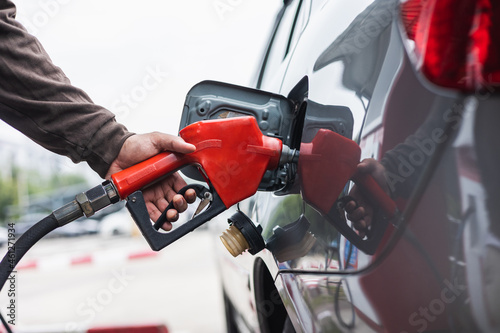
{"left": 214, "top": 0, "right": 500, "bottom": 332}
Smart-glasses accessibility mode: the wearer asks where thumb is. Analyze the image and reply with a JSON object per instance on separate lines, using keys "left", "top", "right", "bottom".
{"left": 357, "top": 158, "right": 389, "bottom": 193}
{"left": 151, "top": 132, "right": 196, "bottom": 154}
{"left": 357, "top": 158, "right": 378, "bottom": 174}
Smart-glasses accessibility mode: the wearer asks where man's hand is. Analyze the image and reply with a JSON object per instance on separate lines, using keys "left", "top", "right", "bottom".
{"left": 345, "top": 158, "right": 389, "bottom": 238}
{"left": 105, "top": 132, "right": 197, "bottom": 231}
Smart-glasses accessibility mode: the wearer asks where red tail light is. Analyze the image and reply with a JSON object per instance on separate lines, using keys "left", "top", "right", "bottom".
{"left": 400, "top": 0, "right": 500, "bottom": 91}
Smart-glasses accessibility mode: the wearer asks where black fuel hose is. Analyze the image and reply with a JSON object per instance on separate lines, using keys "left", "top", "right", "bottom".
{"left": 0, "top": 213, "right": 60, "bottom": 333}
{"left": 0, "top": 181, "right": 114, "bottom": 289}
{"left": 0, "top": 214, "right": 59, "bottom": 292}
{"left": 0, "top": 182, "right": 117, "bottom": 331}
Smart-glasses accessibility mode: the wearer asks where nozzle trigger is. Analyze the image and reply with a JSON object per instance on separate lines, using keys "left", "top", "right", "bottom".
{"left": 193, "top": 191, "right": 213, "bottom": 217}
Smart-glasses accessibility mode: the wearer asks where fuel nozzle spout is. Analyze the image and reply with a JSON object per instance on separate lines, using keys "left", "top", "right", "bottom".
{"left": 280, "top": 144, "right": 299, "bottom": 165}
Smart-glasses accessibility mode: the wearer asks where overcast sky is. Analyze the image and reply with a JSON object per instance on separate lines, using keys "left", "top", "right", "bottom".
{"left": 0, "top": 0, "right": 281, "bottom": 178}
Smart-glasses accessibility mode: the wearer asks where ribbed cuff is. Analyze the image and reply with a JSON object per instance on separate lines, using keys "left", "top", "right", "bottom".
{"left": 83, "top": 117, "right": 134, "bottom": 178}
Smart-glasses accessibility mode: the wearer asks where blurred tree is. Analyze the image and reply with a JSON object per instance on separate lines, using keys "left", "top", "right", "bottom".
{"left": 26, "top": 171, "right": 87, "bottom": 196}
{"left": 0, "top": 171, "right": 18, "bottom": 223}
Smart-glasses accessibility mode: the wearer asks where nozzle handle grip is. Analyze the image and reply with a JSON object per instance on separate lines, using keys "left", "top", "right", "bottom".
{"left": 352, "top": 172, "right": 397, "bottom": 219}
{"left": 112, "top": 152, "right": 193, "bottom": 199}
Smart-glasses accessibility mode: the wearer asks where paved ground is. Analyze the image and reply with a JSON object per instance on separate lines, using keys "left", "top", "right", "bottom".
{"left": 0, "top": 229, "right": 225, "bottom": 333}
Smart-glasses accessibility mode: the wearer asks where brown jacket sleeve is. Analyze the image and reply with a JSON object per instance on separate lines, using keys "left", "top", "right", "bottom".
{"left": 0, "top": 1, "right": 134, "bottom": 178}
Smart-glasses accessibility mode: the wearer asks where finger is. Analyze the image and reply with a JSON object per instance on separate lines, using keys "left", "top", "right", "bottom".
{"left": 155, "top": 197, "right": 170, "bottom": 213}
{"left": 351, "top": 217, "right": 367, "bottom": 230}
{"left": 159, "top": 180, "right": 181, "bottom": 203}
{"left": 344, "top": 200, "right": 358, "bottom": 213}
{"left": 146, "top": 202, "right": 162, "bottom": 222}
{"left": 357, "top": 158, "right": 377, "bottom": 174}
{"left": 166, "top": 209, "right": 179, "bottom": 223}
{"left": 160, "top": 222, "right": 173, "bottom": 231}
{"left": 151, "top": 132, "right": 196, "bottom": 154}
{"left": 168, "top": 172, "right": 188, "bottom": 193}
{"left": 363, "top": 214, "right": 372, "bottom": 228}
{"left": 172, "top": 194, "right": 188, "bottom": 213}
{"left": 357, "top": 158, "right": 390, "bottom": 193}
{"left": 185, "top": 189, "right": 197, "bottom": 204}
{"left": 346, "top": 206, "right": 366, "bottom": 222}
{"left": 161, "top": 174, "right": 195, "bottom": 204}
{"left": 158, "top": 173, "right": 187, "bottom": 202}
{"left": 147, "top": 202, "right": 175, "bottom": 231}
{"left": 143, "top": 183, "right": 174, "bottom": 211}
{"left": 158, "top": 211, "right": 177, "bottom": 232}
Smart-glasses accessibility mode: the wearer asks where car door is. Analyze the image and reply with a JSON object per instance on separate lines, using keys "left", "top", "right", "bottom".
{"left": 251, "top": 0, "right": 500, "bottom": 331}
{"left": 248, "top": 0, "right": 461, "bottom": 331}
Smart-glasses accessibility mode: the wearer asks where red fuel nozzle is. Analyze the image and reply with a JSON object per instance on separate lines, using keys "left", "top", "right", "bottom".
{"left": 110, "top": 116, "right": 288, "bottom": 251}
{"left": 111, "top": 116, "right": 283, "bottom": 208}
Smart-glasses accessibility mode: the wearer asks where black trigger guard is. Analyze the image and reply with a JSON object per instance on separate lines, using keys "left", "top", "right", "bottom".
{"left": 125, "top": 187, "right": 226, "bottom": 251}
{"left": 153, "top": 184, "right": 210, "bottom": 230}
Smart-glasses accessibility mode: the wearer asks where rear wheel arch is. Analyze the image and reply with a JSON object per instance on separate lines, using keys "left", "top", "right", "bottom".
{"left": 253, "top": 258, "right": 294, "bottom": 333}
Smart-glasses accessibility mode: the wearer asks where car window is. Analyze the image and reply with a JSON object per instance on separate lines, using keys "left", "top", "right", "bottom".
{"left": 258, "top": 0, "right": 302, "bottom": 89}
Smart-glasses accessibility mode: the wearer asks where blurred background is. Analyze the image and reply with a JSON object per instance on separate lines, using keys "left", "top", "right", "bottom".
{"left": 0, "top": 0, "right": 281, "bottom": 332}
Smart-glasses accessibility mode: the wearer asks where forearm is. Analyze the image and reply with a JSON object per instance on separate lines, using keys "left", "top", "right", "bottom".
{"left": 381, "top": 103, "right": 451, "bottom": 198}
{"left": 0, "top": 1, "right": 133, "bottom": 178}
